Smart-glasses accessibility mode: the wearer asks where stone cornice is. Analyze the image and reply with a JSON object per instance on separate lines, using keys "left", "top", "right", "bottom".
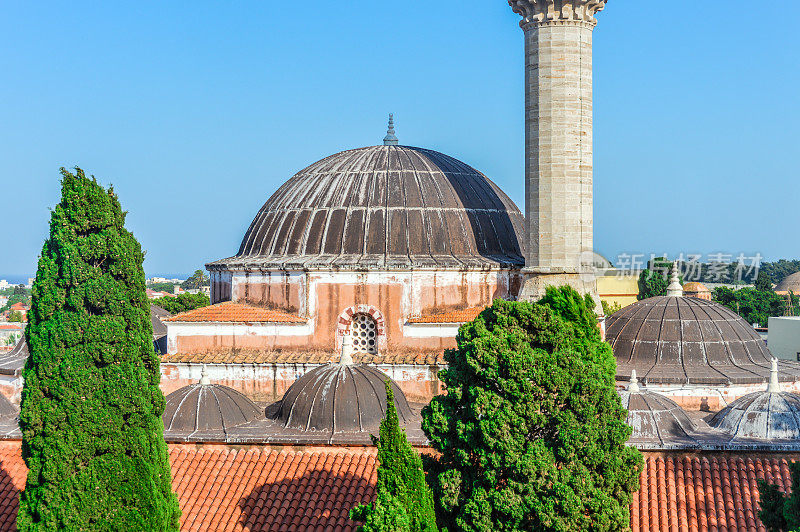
{"left": 509, "top": 0, "right": 607, "bottom": 27}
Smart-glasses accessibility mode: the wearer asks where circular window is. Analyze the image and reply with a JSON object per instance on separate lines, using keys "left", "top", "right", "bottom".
{"left": 350, "top": 313, "right": 378, "bottom": 354}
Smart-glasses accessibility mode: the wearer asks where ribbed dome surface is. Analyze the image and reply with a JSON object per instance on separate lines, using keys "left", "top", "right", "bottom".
{"left": 607, "top": 296, "right": 800, "bottom": 385}
{"left": 775, "top": 272, "right": 800, "bottom": 293}
{"left": 163, "top": 383, "right": 262, "bottom": 434}
{"left": 709, "top": 391, "right": 800, "bottom": 440}
{"left": 276, "top": 363, "right": 412, "bottom": 433}
{"left": 0, "top": 394, "right": 17, "bottom": 420}
{"left": 618, "top": 388, "right": 698, "bottom": 448}
{"left": 209, "top": 145, "right": 524, "bottom": 270}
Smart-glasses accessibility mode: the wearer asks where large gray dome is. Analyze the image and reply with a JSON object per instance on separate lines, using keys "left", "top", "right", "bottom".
{"left": 276, "top": 363, "right": 412, "bottom": 433}
{"left": 607, "top": 296, "right": 800, "bottom": 385}
{"left": 209, "top": 145, "right": 525, "bottom": 271}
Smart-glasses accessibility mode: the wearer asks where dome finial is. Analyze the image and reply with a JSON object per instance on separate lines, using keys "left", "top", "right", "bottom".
{"left": 768, "top": 358, "right": 781, "bottom": 393}
{"left": 199, "top": 364, "right": 211, "bottom": 386}
{"left": 666, "top": 263, "right": 683, "bottom": 297}
{"left": 628, "top": 369, "right": 641, "bottom": 393}
{"left": 383, "top": 113, "right": 399, "bottom": 146}
{"left": 340, "top": 334, "right": 354, "bottom": 366}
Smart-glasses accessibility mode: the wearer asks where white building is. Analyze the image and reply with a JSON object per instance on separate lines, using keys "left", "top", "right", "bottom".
{"left": 767, "top": 316, "right": 800, "bottom": 361}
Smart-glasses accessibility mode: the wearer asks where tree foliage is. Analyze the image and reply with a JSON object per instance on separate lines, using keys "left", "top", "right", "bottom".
{"left": 18, "top": 168, "right": 179, "bottom": 531}
{"left": 152, "top": 292, "right": 210, "bottom": 315}
{"left": 758, "top": 461, "right": 800, "bottom": 532}
{"left": 637, "top": 268, "right": 669, "bottom": 300}
{"left": 7, "top": 310, "right": 24, "bottom": 323}
{"left": 601, "top": 300, "right": 623, "bottom": 316}
{"left": 755, "top": 270, "right": 774, "bottom": 292}
{"left": 421, "top": 287, "right": 642, "bottom": 532}
{"left": 181, "top": 269, "right": 209, "bottom": 290}
{"left": 351, "top": 382, "right": 438, "bottom": 532}
{"left": 712, "top": 287, "right": 799, "bottom": 327}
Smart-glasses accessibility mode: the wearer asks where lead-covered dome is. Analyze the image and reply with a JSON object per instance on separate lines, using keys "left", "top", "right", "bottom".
{"left": 607, "top": 296, "right": 800, "bottom": 385}
{"left": 775, "top": 272, "right": 800, "bottom": 293}
{"left": 163, "top": 374, "right": 263, "bottom": 435}
{"left": 209, "top": 145, "right": 524, "bottom": 270}
{"left": 618, "top": 373, "right": 699, "bottom": 448}
{"left": 276, "top": 363, "right": 412, "bottom": 433}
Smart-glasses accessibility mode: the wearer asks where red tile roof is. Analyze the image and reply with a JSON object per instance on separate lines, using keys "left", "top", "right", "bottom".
{"left": 0, "top": 441, "right": 375, "bottom": 531}
{"left": 0, "top": 444, "right": 795, "bottom": 531}
{"left": 165, "top": 302, "right": 306, "bottom": 324}
{"left": 8, "top": 304, "right": 26, "bottom": 312}
{"left": 0, "top": 325, "right": 23, "bottom": 331}
{"left": 407, "top": 307, "right": 484, "bottom": 324}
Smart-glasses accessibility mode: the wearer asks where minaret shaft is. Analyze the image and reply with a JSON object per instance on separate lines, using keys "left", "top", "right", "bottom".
{"left": 524, "top": 22, "right": 593, "bottom": 271}
{"left": 510, "top": 0, "right": 607, "bottom": 303}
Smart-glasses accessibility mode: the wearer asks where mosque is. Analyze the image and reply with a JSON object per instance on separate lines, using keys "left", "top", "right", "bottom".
{"left": 0, "top": 2, "right": 799, "bottom": 531}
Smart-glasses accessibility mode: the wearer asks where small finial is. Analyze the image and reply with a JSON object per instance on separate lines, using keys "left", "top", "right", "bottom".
{"left": 340, "top": 334, "right": 354, "bottom": 366}
{"left": 768, "top": 358, "right": 781, "bottom": 393}
{"left": 666, "top": 263, "right": 683, "bottom": 297}
{"left": 628, "top": 369, "right": 640, "bottom": 393}
{"left": 383, "top": 113, "right": 399, "bottom": 146}
{"left": 199, "top": 364, "right": 211, "bottom": 386}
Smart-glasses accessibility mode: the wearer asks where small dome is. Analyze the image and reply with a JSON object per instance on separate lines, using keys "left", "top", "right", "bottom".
{"left": 775, "top": 272, "right": 800, "bottom": 293}
{"left": 607, "top": 296, "right": 800, "bottom": 385}
{"left": 619, "top": 373, "right": 699, "bottom": 448}
{"left": 276, "top": 363, "right": 412, "bottom": 433}
{"left": 163, "top": 374, "right": 262, "bottom": 434}
{"left": 709, "top": 386, "right": 800, "bottom": 441}
{"left": 208, "top": 145, "right": 525, "bottom": 271}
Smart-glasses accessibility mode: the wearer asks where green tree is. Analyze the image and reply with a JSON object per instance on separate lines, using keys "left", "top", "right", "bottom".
{"left": 351, "top": 382, "right": 438, "bottom": 532}
{"left": 181, "top": 269, "right": 208, "bottom": 290}
{"left": 153, "top": 292, "right": 210, "bottom": 315}
{"left": 712, "top": 287, "right": 798, "bottom": 326}
{"left": 755, "top": 270, "right": 774, "bottom": 292}
{"left": 149, "top": 282, "right": 178, "bottom": 295}
{"left": 422, "top": 287, "right": 642, "bottom": 532}
{"left": 601, "top": 300, "right": 623, "bottom": 316}
{"left": 757, "top": 460, "right": 800, "bottom": 531}
{"left": 7, "top": 310, "right": 24, "bottom": 323}
{"left": 637, "top": 268, "right": 668, "bottom": 300}
{"left": 18, "top": 167, "right": 179, "bottom": 531}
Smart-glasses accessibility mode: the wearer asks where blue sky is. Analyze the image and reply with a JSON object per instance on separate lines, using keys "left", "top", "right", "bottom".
{"left": 1, "top": 2, "right": 798, "bottom": 278}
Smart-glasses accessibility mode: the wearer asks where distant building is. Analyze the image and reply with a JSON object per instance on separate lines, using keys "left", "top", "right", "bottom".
{"left": 596, "top": 269, "right": 640, "bottom": 309}
{"left": 682, "top": 281, "right": 712, "bottom": 300}
{"left": 146, "top": 289, "right": 175, "bottom": 300}
{"left": 0, "top": 281, "right": 9, "bottom": 290}
{"left": 767, "top": 316, "right": 800, "bottom": 361}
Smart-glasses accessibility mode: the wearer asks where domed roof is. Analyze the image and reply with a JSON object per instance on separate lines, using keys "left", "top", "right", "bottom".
{"left": 618, "top": 372, "right": 699, "bottom": 448}
{"left": 208, "top": 145, "right": 524, "bottom": 271}
{"left": 775, "top": 272, "right": 800, "bottom": 293}
{"left": 709, "top": 364, "right": 800, "bottom": 441}
{"left": 163, "top": 371, "right": 262, "bottom": 434}
{"left": 607, "top": 296, "right": 800, "bottom": 385}
{"left": 276, "top": 362, "right": 412, "bottom": 433}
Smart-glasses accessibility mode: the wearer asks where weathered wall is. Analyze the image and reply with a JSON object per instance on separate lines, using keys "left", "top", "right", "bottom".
{"left": 161, "top": 362, "right": 442, "bottom": 404}
{"left": 178, "top": 269, "right": 521, "bottom": 356}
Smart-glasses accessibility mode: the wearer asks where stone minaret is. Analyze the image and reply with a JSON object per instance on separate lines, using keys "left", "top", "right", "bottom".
{"left": 509, "top": 0, "right": 607, "bottom": 302}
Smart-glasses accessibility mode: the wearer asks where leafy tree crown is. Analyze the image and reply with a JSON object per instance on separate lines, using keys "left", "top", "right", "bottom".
{"left": 422, "top": 287, "right": 642, "bottom": 532}
{"left": 18, "top": 168, "right": 180, "bottom": 531}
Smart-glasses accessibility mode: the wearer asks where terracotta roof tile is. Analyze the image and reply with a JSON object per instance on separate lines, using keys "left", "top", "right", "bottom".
{"left": 166, "top": 302, "right": 306, "bottom": 324}
{"left": 1, "top": 444, "right": 795, "bottom": 531}
{"left": 407, "top": 307, "right": 484, "bottom": 324}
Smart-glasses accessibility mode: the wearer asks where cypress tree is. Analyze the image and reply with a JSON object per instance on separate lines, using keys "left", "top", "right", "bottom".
{"left": 351, "top": 382, "right": 438, "bottom": 532}
{"left": 18, "top": 168, "right": 180, "bottom": 531}
{"left": 422, "top": 287, "right": 642, "bottom": 531}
